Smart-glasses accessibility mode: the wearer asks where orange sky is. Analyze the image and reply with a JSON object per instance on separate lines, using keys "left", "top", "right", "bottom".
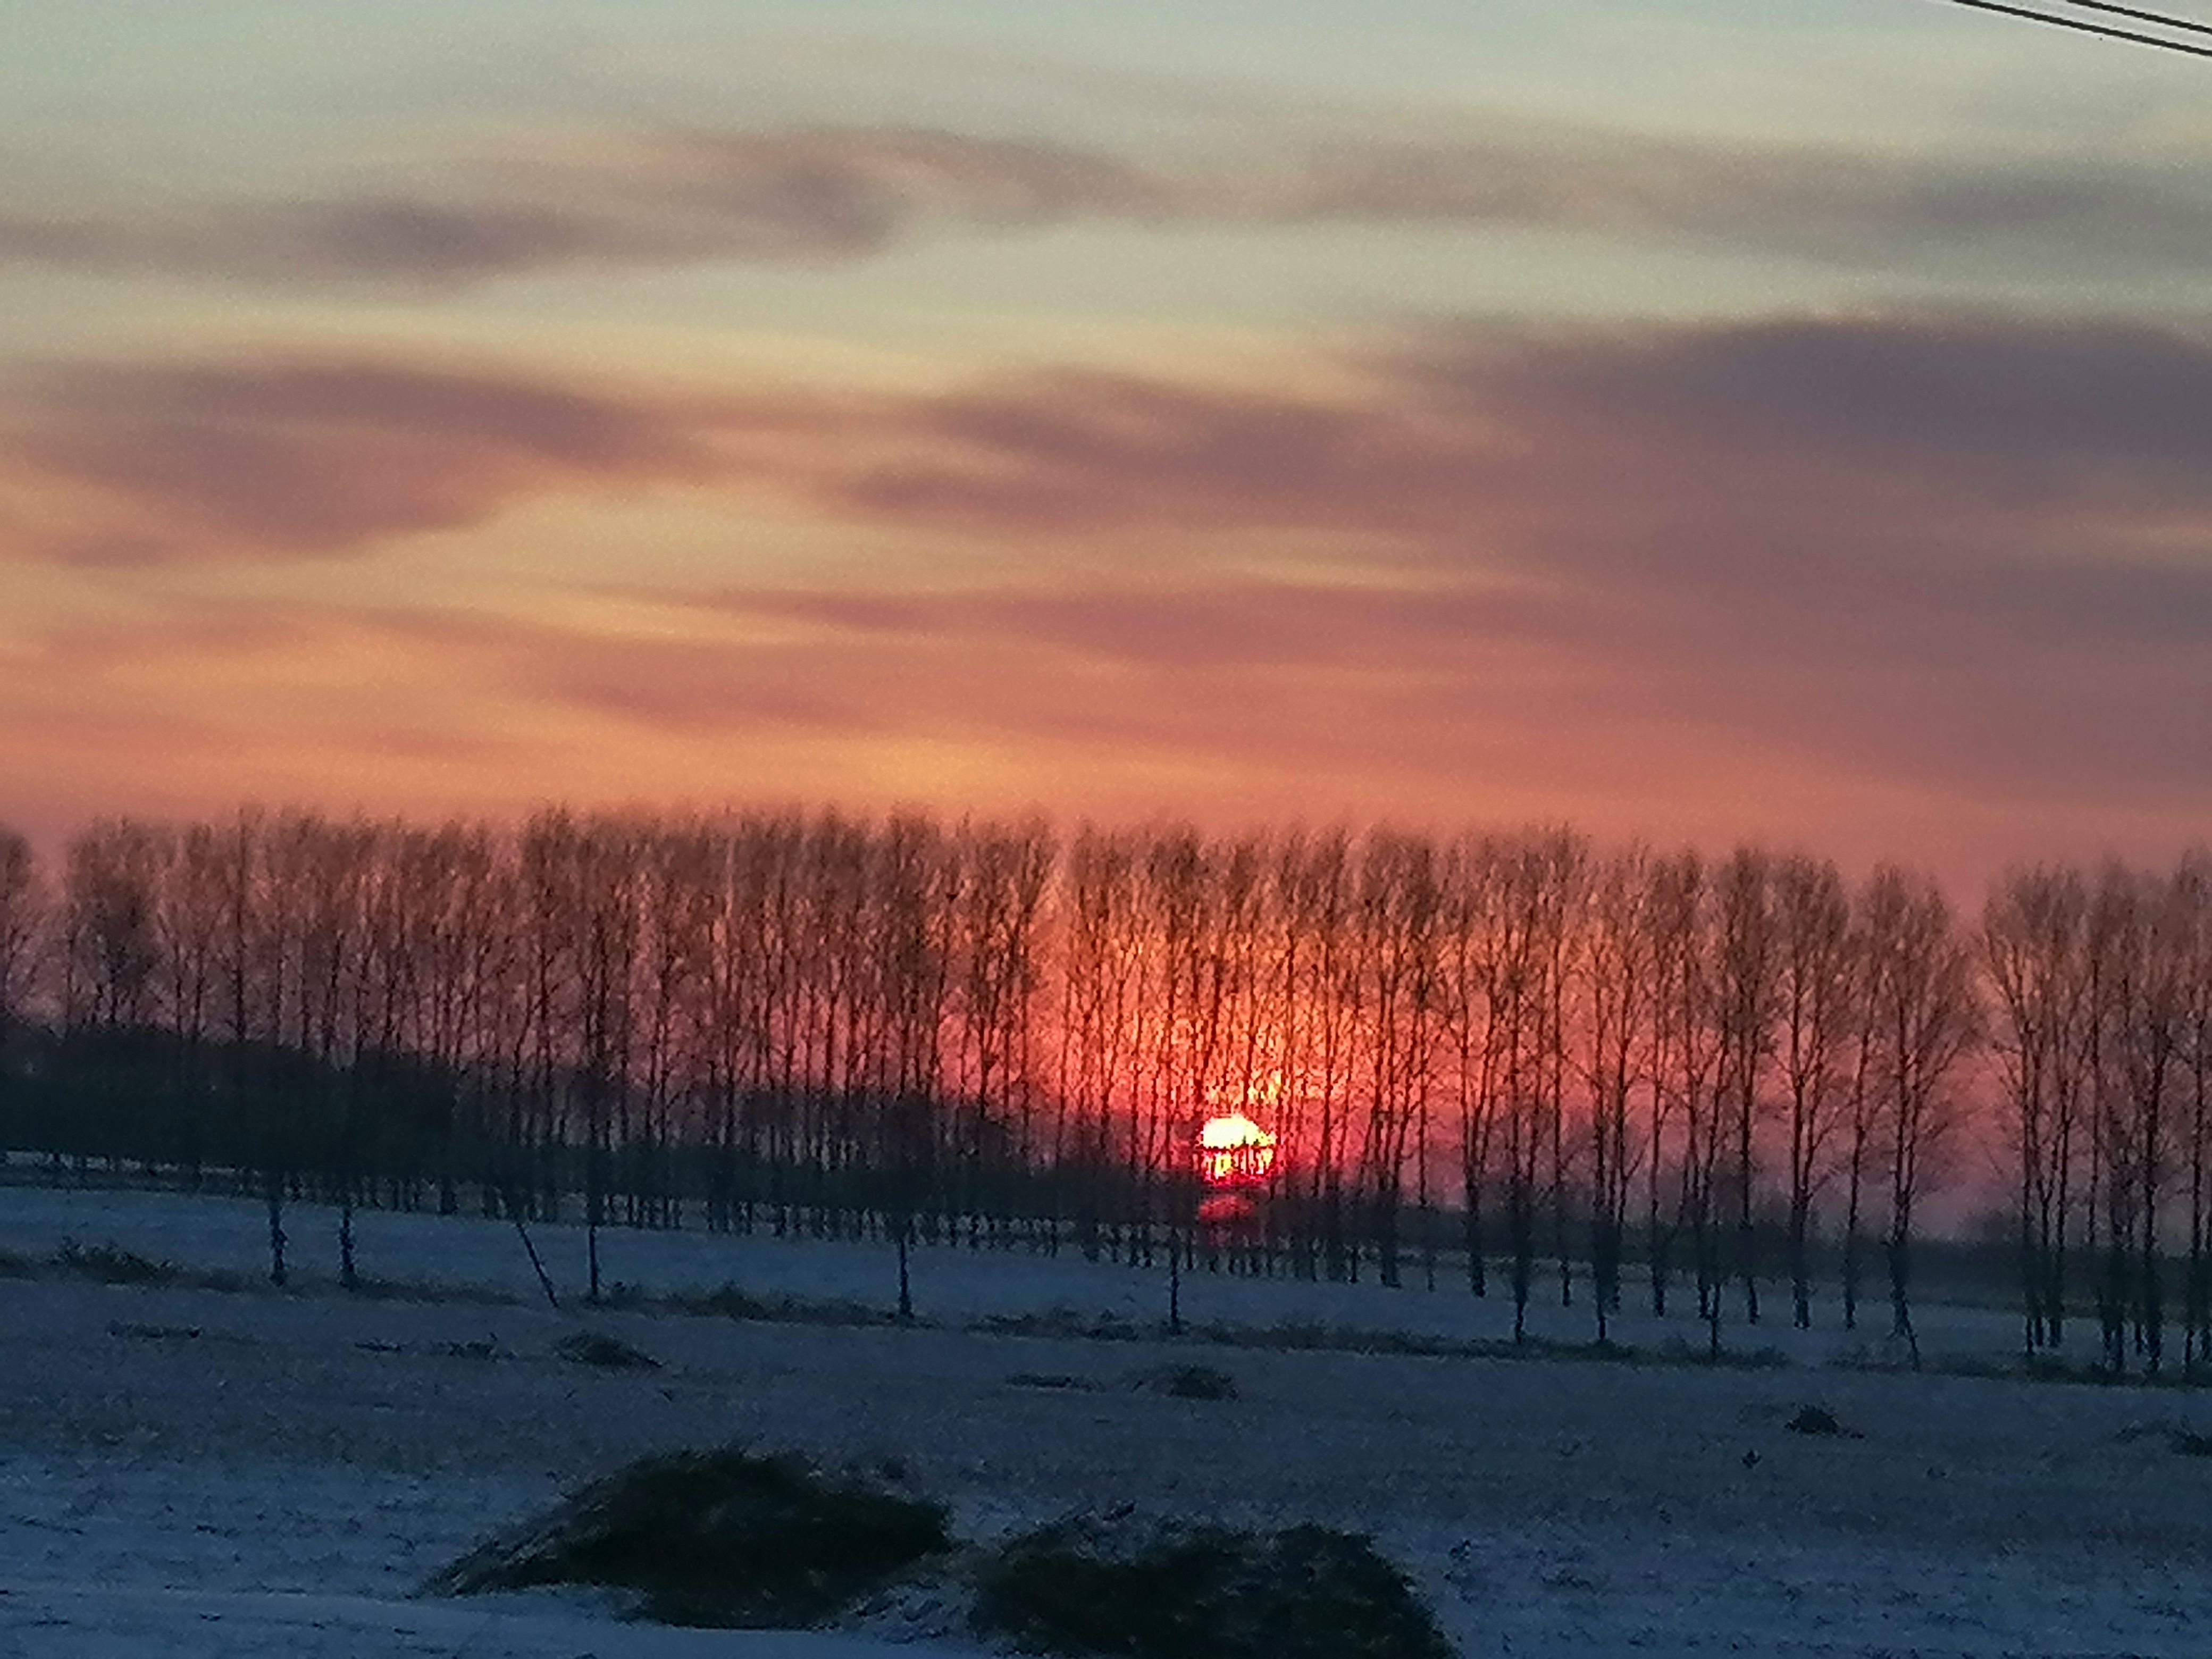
{"left": 3, "top": 4, "right": 2208, "bottom": 895}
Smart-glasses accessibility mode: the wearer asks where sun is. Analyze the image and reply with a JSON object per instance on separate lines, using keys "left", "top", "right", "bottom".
{"left": 1197, "top": 1111, "right": 1277, "bottom": 1188}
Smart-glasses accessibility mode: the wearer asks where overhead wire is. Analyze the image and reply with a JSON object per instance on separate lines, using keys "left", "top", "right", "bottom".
{"left": 2046, "top": 0, "right": 2212, "bottom": 39}
{"left": 1933, "top": 0, "right": 2212, "bottom": 58}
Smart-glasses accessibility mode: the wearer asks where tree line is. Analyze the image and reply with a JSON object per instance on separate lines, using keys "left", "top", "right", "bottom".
{"left": 0, "top": 808, "right": 2206, "bottom": 1368}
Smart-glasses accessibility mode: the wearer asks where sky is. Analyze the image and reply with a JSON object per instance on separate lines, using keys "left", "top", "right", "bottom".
{"left": 3, "top": 0, "right": 2208, "bottom": 894}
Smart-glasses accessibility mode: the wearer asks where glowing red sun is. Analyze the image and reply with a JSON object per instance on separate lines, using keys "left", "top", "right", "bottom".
{"left": 1197, "top": 1111, "right": 1278, "bottom": 1188}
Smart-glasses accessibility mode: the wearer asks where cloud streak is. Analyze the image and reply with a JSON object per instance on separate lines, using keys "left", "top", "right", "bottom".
{"left": 5, "top": 308, "right": 2207, "bottom": 873}
{"left": 3, "top": 357, "right": 708, "bottom": 564}
{"left": 6, "top": 116, "right": 2210, "bottom": 289}
{"left": 9, "top": 309, "right": 2211, "bottom": 626}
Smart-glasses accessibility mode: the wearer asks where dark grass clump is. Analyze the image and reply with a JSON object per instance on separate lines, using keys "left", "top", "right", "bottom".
{"left": 55, "top": 1238, "right": 175, "bottom": 1286}
{"left": 972, "top": 1509, "right": 1452, "bottom": 1659}
{"left": 974, "top": 1308, "right": 1140, "bottom": 1342}
{"left": 685, "top": 1283, "right": 774, "bottom": 1320}
{"left": 1652, "top": 1337, "right": 1789, "bottom": 1371}
{"left": 1135, "top": 1363, "right": 1238, "bottom": 1401}
{"left": 1785, "top": 1404, "right": 1859, "bottom": 1438}
{"left": 676, "top": 1282, "right": 891, "bottom": 1328}
{"left": 2171, "top": 1430, "right": 2212, "bottom": 1457}
{"left": 555, "top": 1329, "right": 661, "bottom": 1371}
{"left": 108, "top": 1320, "right": 202, "bottom": 1342}
{"left": 424, "top": 1447, "right": 950, "bottom": 1628}
{"left": 349, "top": 1274, "right": 518, "bottom": 1308}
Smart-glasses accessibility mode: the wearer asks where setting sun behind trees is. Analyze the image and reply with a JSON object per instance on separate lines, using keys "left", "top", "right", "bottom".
{"left": 4, "top": 805, "right": 2208, "bottom": 1365}
{"left": 1199, "top": 1111, "right": 1279, "bottom": 1188}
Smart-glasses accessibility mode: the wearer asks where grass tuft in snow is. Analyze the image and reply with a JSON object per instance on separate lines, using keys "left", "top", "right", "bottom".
{"left": 424, "top": 1446, "right": 951, "bottom": 1628}
{"left": 971, "top": 1507, "right": 1453, "bottom": 1659}
{"left": 108, "top": 1320, "right": 204, "bottom": 1342}
{"left": 1649, "top": 1336, "right": 1791, "bottom": 1370}
{"left": 553, "top": 1329, "right": 662, "bottom": 1371}
{"left": 974, "top": 1307, "right": 1140, "bottom": 1342}
{"left": 1785, "top": 1404, "right": 1860, "bottom": 1438}
{"left": 671, "top": 1281, "right": 895, "bottom": 1328}
{"left": 54, "top": 1237, "right": 177, "bottom": 1286}
{"left": 1850, "top": 1347, "right": 2212, "bottom": 1392}
{"left": 347, "top": 1273, "right": 520, "bottom": 1308}
{"left": 1133, "top": 1362, "right": 1239, "bottom": 1401}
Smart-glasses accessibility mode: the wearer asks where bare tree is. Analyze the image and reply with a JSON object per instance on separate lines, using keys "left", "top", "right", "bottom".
{"left": 1643, "top": 851, "right": 1719, "bottom": 1324}
{"left": 0, "top": 826, "right": 45, "bottom": 1016}
{"left": 574, "top": 816, "right": 644, "bottom": 1301}
{"left": 1541, "top": 834, "right": 1588, "bottom": 1311}
{"left": 1357, "top": 830, "right": 1442, "bottom": 1290}
{"left": 517, "top": 810, "right": 583, "bottom": 1235}
{"left": 1439, "top": 835, "right": 1502, "bottom": 1298}
{"left": 1061, "top": 825, "right": 1139, "bottom": 1261}
{"left": 953, "top": 816, "right": 1054, "bottom": 1251}
{"left": 1577, "top": 844, "right": 1653, "bottom": 1343}
{"left": 2085, "top": 864, "right": 2141, "bottom": 1372}
{"left": 1983, "top": 865, "right": 2093, "bottom": 1355}
{"left": 200, "top": 809, "right": 296, "bottom": 1283}
{"left": 0, "top": 826, "right": 49, "bottom": 1151}
{"left": 64, "top": 820, "right": 166, "bottom": 1035}
{"left": 152, "top": 823, "right": 231, "bottom": 1184}
{"left": 874, "top": 811, "right": 956, "bottom": 1317}
{"left": 2112, "top": 865, "right": 2192, "bottom": 1373}
{"left": 296, "top": 814, "right": 372, "bottom": 1286}
{"left": 1482, "top": 830, "right": 1581, "bottom": 1342}
{"left": 1712, "top": 847, "right": 1779, "bottom": 1326}
{"left": 58, "top": 820, "right": 169, "bottom": 1188}
{"left": 1773, "top": 852, "right": 1855, "bottom": 1329}
{"left": 2179, "top": 852, "right": 2212, "bottom": 1372}
{"left": 1861, "top": 864, "right": 1980, "bottom": 1367}
{"left": 1284, "top": 828, "right": 1359, "bottom": 1282}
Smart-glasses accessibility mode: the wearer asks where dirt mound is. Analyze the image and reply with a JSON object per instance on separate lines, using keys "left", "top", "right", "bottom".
{"left": 423, "top": 1447, "right": 949, "bottom": 1627}
{"left": 971, "top": 1506, "right": 1452, "bottom": 1659}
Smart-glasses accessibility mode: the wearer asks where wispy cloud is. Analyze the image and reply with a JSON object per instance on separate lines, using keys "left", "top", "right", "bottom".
{"left": 696, "top": 312, "right": 2212, "bottom": 641}
{"left": 6, "top": 115, "right": 2209, "bottom": 290}
{"left": 3, "top": 357, "right": 708, "bottom": 564}
{"left": 10, "top": 311, "right": 2211, "bottom": 641}
{"left": 8, "top": 309, "right": 2209, "bottom": 836}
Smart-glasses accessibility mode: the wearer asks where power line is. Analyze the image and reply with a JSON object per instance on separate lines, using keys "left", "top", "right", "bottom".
{"left": 1935, "top": 0, "right": 2212, "bottom": 57}
{"left": 2052, "top": 0, "right": 2212, "bottom": 40}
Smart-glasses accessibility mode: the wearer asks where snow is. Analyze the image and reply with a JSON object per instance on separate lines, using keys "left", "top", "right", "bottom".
{"left": 0, "top": 1584, "right": 959, "bottom": 1658}
{"left": 6, "top": 1174, "right": 2212, "bottom": 1656}
{"left": 0, "top": 1171, "right": 2027, "bottom": 1365}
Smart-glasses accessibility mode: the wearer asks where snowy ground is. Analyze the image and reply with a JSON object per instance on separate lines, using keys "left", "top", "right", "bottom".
{"left": 5, "top": 1178, "right": 2212, "bottom": 1656}
{"left": 0, "top": 1172, "right": 2027, "bottom": 1365}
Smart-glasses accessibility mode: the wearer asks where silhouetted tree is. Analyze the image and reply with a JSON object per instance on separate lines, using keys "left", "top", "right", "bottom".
{"left": 1983, "top": 864, "right": 2091, "bottom": 1354}
{"left": 1773, "top": 852, "right": 1855, "bottom": 1330}
{"left": 0, "top": 825, "right": 48, "bottom": 1145}
{"left": 1862, "top": 864, "right": 1980, "bottom": 1367}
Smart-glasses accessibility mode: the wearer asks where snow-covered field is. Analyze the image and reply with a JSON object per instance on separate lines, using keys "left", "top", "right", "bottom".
{"left": 5, "top": 1177, "right": 2212, "bottom": 1656}
{"left": 0, "top": 1173, "right": 2026, "bottom": 1365}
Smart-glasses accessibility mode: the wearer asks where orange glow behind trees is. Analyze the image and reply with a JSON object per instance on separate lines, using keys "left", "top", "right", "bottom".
{"left": 9, "top": 801, "right": 2137, "bottom": 1347}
